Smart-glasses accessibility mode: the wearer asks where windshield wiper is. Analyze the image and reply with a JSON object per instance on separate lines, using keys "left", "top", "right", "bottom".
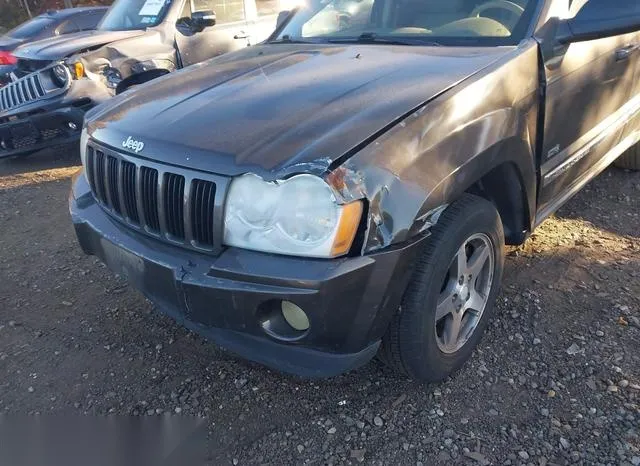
{"left": 327, "top": 32, "right": 441, "bottom": 46}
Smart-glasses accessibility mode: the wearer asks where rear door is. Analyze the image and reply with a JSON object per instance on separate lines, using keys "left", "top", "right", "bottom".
{"left": 536, "top": 0, "right": 637, "bottom": 218}
{"left": 176, "top": 0, "right": 251, "bottom": 67}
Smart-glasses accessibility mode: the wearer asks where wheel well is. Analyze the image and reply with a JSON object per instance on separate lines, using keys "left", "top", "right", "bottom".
{"left": 116, "top": 69, "right": 170, "bottom": 95}
{"left": 466, "top": 163, "right": 529, "bottom": 245}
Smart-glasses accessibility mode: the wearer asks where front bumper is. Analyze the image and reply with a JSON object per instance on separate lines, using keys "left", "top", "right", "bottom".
{"left": 0, "top": 106, "right": 84, "bottom": 158}
{"left": 0, "top": 76, "right": 112, "bottom": 157}
{"left": 70, "top": 172, "right": 425, "bottom": 377}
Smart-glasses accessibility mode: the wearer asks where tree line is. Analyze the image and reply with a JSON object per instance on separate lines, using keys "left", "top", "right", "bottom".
{"left": 1, "top": 0, "right": 112, "bottom": 31}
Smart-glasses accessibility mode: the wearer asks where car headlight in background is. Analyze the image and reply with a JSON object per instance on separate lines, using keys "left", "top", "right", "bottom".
{"left": 131, "top": 59, "right": 175, "bottom": 74}
{"left": 51, "top": 64, "right": 69, "bottom": 86}
{"left": 224, "top": 174, "right": 363, "bottom": 258}
{"left": 72, "top": 62, "right": 85, "bottom": 80}
{"left": 102, "top": 67, "right": 122, "bottom": 89}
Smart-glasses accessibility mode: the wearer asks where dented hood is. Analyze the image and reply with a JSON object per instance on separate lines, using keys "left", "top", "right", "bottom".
{"left": 88, "top": 44, "right": 511, "bottom": 177}
{"left": 13, "top": 29, "right": 145, "bottom": 61}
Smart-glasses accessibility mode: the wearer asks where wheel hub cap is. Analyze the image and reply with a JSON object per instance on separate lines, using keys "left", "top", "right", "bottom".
{"left": 435, "top": 233, "right": 495, "bottom": 354}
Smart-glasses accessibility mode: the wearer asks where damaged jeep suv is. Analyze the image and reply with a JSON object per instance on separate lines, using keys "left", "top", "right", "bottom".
{"left": 0, "top": 0, "right": 278, "bottom": 158}
{"left": 71, "top": 0, "right": 640, "bottom": 380}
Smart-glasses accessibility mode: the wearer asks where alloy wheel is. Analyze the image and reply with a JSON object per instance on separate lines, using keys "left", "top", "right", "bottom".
{"left": 434, "top": 233, "right": 495, "bottom": 354}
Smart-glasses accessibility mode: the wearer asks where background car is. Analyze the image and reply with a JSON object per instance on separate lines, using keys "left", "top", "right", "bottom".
{"left": 0, "top": 0, "right": 279, "bottom": 159}
{"left": 0, "top": 7, "right": 108, "bottom": 86}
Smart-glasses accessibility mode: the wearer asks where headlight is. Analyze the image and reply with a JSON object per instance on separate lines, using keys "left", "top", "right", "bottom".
{"left": 51, "top": 64, "right": 68, "bottom": 86}
{"left": 72, "top": 62, "right": 85, "bottom": 80}
{"left": 103, "top": 67, "right": 122, "bottom": 89}
{"left": 224, "top": 174, "right": 363, "bottom": 258}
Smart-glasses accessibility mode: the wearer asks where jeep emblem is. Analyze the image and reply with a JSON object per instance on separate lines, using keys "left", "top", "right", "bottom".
{"left": 122, "top": 136, "right": 145, "bottom": 153}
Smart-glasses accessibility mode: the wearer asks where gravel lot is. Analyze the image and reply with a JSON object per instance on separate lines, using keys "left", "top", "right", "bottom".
{"left": 0, "top": 150, "right": 639, "bottom": 465}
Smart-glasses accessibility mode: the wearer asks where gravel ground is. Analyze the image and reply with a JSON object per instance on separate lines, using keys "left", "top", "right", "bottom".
{"left": 0, "top": 150, "right": 638, "bottom": 465}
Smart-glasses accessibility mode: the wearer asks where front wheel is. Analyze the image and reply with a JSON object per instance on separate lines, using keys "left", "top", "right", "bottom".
{"left": 380, "top": 194, "right": 505, "bottom": 382}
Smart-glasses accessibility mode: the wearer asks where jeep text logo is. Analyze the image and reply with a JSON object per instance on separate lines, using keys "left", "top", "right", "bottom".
{"left": 122, "top": 136, "right": 145, "bottom": 153}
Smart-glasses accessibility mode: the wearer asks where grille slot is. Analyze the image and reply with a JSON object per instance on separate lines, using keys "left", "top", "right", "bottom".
{"left": 164, "top": 173, "right": 186, "bottom": 239}
{"left": 121, "top": 161, "right": 139, "bottom": 223}
{"left": 106, "top": 156, "right": 122, "bottom": 215}
{"left": 191, "top": 180, "right": 216, "bottom": 247}
{"left": 141, "top": 167, "right": 160, "bottom": 232}
{"left": 85, "top": 143, "right": 222, "bottom": 252}
{"left": 94, "top": 150, "right": 107, "bottom": 205}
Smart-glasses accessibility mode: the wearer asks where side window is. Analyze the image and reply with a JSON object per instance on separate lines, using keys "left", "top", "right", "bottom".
{"left": 256, "top": 0, "right": 280, "bottom": 16}
{"left": 76, "top": 12, "right": 105, "bottom": 31}
{"left": 193, "top": 0, "right": 246, "bottom": 23}
{"left": 56, "top": 20, "right": 80, "bottom": 35}
{"left": 76, "top": 11, "right": 105, "bottom": 31}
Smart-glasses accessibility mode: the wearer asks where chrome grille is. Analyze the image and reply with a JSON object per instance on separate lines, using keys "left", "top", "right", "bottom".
{"left": 0, "top": 74, "right": 46, "bottom": 112}
{"left": 85, "top": 142, "right": 225, "bottom": 252}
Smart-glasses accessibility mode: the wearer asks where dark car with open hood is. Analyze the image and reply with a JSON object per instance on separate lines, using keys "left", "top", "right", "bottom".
{"left": 0, "top": 7, "right": 108, "bottom": 87}
{"left": 0, "top": 0, "right": 278, "bottom": 159}
{"left": 71, "top": 0, "right": 640, "bottom": 380}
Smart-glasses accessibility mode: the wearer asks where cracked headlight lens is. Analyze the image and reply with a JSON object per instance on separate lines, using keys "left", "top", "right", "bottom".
{"left": 223, "top": 174, "right": 362, "bottom": 258}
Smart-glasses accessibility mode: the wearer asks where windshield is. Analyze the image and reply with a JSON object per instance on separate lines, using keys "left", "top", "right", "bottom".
{"left": 99, "top": 0, "right": 173, "bottom": 31}
{"left": 7, "top": 16, "right": 57, "bottom": 39}
{"left": 275, "top": 0, "right": 538, "bottom": 46}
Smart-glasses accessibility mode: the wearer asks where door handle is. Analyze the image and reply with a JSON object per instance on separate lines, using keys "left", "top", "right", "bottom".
{"left": 616, "top": 44, "right": 639, "bottom": 61}
{"left": 234, "top": 31, "right": 249, "bottom": 39}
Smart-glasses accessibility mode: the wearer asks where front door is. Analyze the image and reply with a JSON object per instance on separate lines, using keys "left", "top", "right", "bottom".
{"left": 536, "top": 0, "right": 637, "bottom": 218}
{"left": 176, "top": 0, "right": 251, "bottom": 67}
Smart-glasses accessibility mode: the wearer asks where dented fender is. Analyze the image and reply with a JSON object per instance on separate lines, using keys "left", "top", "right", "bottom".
{"left": 70, "top": 30, "right": 176, "bottom": 91}
{"left": 325, "top": 41, "right": 541, "bottom": 253}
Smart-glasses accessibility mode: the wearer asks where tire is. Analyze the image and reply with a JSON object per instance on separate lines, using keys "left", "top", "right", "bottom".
{"left": 379, "top": 194, "right": 505, "bottom": 382}
{"left": 614, "top": 143, "right": 640, "bottom": 170}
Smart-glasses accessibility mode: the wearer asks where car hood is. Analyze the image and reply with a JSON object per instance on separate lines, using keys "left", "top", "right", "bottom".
{"left": 0, "top": 36, "right": 24, "bottom": 51}
{"left": 12, "top": 29, "right": 145, "bottom": 61}
{"left": 88, "top": 44, "right": 511, "bottom": 178}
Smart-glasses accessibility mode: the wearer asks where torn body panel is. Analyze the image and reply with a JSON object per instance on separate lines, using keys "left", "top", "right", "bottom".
{"left": 75, "top": 29, "right": 177, "bottom": 91}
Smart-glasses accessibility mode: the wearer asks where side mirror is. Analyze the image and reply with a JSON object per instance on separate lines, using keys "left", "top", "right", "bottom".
{"left": 191, "top": 10, "right": 216, "bottom": 30}
{"left": 557, "top": 0, "right": 640, "bottom": 44}
{"left": 276, "top": 10, "right": 291, "bottom": 29}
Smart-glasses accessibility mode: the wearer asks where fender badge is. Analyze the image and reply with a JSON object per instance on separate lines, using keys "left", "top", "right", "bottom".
{"left": 122, "top": 136, "right": 145, "bottom": 153}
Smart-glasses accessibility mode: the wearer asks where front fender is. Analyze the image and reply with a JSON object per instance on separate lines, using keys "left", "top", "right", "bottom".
{"left": 329, "top": 40, "right": 541, "bottom": 253}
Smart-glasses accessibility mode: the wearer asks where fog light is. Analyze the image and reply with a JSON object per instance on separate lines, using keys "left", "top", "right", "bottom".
{"left": 281, "top": 301, "right": 310, "bottom": 331}
{"left": 68, "top": 122, "right": 77, "bottom": 130}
